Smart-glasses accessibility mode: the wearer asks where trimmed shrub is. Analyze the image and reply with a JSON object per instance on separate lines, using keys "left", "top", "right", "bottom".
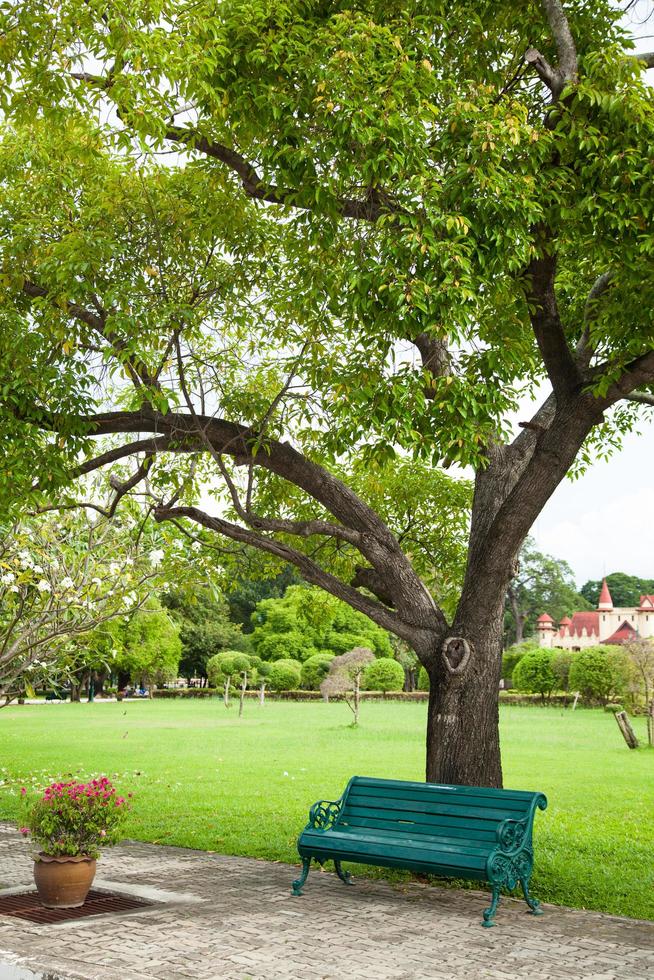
{"left": 268, "top": 659, "right": 302, "bottom": 691}
{"left": 512, "top": 650, "right": 557, "bottom": 700}
{"left": 502, "top": 643, "right": 535, "bottom": 683}
{"left": 301, "top": 653, "right": 335, "bottom": 690}
{"left": 551, "top": 650, "right": 575, "bottom": 692}
{"left": 417, "top": 666, "right": 430, "bottom": 691}
{"left": 569, "top": 647, "right": 631, "bottom": 705}
{"left": 206, "top": 651, "right": 252, "bottom": 687}
{"left": 363, "top": 658, "right": 405, "bottom": 692}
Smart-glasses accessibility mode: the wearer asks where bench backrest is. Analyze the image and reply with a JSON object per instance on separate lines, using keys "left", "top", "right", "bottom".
{"left": 338, "top": 776, "right": 545, "bottom": 847}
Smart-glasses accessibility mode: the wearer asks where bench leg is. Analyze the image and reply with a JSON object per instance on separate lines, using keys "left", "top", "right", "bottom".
{"left": 520, "top": 876, "right": 544, "bottom": 916}
{"left": 334, "top": 860, "right": 354, "bottom": 886}
{"left": 482, "top": 885, "right": 501, "bottom": 928}
{"left": 291, "top": 857, "right": 311, "bottom": 896}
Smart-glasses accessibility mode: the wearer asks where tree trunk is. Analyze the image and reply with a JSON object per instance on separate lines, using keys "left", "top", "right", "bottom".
{"left": 425, "top": 612, "right": 504, "bottom": 787}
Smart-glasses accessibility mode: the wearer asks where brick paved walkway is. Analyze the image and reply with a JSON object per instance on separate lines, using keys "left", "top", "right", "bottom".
{"left": 1, "top": 824, "right": 652, "bottom": 980}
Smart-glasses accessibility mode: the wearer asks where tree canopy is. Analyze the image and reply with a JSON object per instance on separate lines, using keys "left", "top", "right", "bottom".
{"left": 1, "top": 1, "right": 653, "bottom": 784}
{"left": 581, "top": 572, "right": 654, "bottom": 608}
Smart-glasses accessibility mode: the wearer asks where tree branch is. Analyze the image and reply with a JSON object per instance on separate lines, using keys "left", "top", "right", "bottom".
{"left": 541, "top": 0, "right": 578, "bottom": 90}
{"left": 525, "top": 247, "right": 581, "bottom": 395}
{"left": 22, "top": 279, "right": 157, "bottom": 389}
{"left": 153, "top": 504, "right": 434, "bottom": 647}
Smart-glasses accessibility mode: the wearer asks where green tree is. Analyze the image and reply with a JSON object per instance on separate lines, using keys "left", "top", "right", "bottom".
{"left": 512, "top": 650, "right": 557, "bottom": 702}
{"left": 300, "top": 653, "right": 335, "bottom": 691}
{"left": 206, "top": 650, "right": 253, "bottom": 706}
{"left": 505, "top": 539, "right": 591, "bottom": 644}
{"left": 569, "top": 647, "right": 632, "bottom": 705}
{"left": 117, "top": 600, "right": 182, "bottom": 691}
{"left": 226, "top": 567, "right": 299, "bottom": 632}
{"left": 363, "top": 658, "right": 405, "bottom": 692}
{"left": 267, "top": 659, "right": 302, "bottom": 692}
{"left": 2, "top": 2, "right": 654, "bottom": 785}
{"left": 163, "top": 589, "right": 248, "bottom": 684}
{"left": 580, "top": 573, "right": 654, "bottom": 608}
{"left": 251, "top": 586, "right": 393, "bottom": 663}
{"left": 551, "top": 650, "right": 575, "bottom": 693}
{"left": 321, "top": 648, "right": 376, "bottom": 725}
{"left": 502, "top": 641, "right": 539, "bottom": 686}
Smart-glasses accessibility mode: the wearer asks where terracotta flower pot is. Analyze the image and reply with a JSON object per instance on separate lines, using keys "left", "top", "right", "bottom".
{"left": 33, "top": 854, "right": 97, "bottom": 908}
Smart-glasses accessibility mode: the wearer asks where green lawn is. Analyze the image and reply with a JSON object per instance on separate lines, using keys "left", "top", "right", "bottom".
{"left": 0, "top": 700, "right": 652, "bottom": 920}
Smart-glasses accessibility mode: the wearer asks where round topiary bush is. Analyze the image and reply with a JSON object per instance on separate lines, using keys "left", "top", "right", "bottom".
{"left": 301, "top": 653, "right": 335, "bottom": 690}
{"left": 512, "top": 649, "right": 556, "bottom": 701}
{"left": 551, "top": 650, "right": 575, "bottom": 692}
{"left": 568, "top": 647, "right": 631, "bottom": 705}
{"left": 267, "top": 658, "right": 302, "bottom": 691}
{"left": 417, "top": 666, "right": 430, "bottom": 691}
{"left": 362, "top": 658, "right": 405, "bottom": 692}
{"left": 206, "top": 651, "right": 252, "bottom": 687}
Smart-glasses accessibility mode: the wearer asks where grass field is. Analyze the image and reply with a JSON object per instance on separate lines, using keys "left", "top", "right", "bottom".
{"left": 0, "top": 700, "right": 652, "bottom": 920}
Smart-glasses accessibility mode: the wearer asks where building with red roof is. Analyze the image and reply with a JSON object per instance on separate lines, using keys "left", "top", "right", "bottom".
{"left": 537, "top": 578, "right": 654, "bottom": 650}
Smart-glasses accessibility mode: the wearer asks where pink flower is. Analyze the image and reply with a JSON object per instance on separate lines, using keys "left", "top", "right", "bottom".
{"left": 19, "top": 827, "right": 29, "bottom": 835}
{"left": 20, "top": 787, "right": 26, "bottom": 796}
{"left": 100, "top": 830, "right": 107, "bottom": 837}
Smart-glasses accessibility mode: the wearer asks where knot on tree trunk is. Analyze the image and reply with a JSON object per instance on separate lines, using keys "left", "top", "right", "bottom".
{"left": 441, "top": 636, "right": 472, "bottom": 675}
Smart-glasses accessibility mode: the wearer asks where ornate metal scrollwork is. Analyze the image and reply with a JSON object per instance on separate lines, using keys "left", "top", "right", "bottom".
{"left": 488, "top": 849, "right": 533, "bottom": 891}
{"left": 309, "top": 799, "right": 342, "bottom": 830}
{"left": 497, "top": 818, "right": 528, "bottom": 852}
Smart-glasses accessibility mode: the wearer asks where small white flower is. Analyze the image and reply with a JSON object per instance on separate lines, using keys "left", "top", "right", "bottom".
{"left": 123, "top": 557, "right": 133, "bottom": 566}
{"left": 149, "top": 549, "right": 164, "bottom": 567}
{"left": 1, "top": 572, "right": 15, "bottom": 585}
{"left": 91, "top": 577, "right": 102, "bottom": 586}
{"left": 32, "top": 565, "right": 44, "bottom": 575}
{"left": 109, "top": 563, "right": 120, "bottom": 574}
{"left": 9, "top": 584, "right": 20, "bottom": 593}
{"left": 60, "top": 576, "right": 75, "bottom": 589}
{"left": 36, "top": 579, "right": 51, "bottom": 593}
{"left": 191, "top": 541, "right": 202, "bottom": 551}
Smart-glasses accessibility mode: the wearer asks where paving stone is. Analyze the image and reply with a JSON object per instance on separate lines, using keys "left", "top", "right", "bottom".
{"left": 1, "top": 823, "right": 653, "bottom": 979}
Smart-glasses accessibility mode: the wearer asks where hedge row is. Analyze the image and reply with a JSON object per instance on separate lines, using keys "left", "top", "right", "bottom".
{"left": 152, "top": 688, "right": 429, "bottom": 702}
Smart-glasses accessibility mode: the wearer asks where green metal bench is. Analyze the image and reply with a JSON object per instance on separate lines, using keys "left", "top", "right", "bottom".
{"left": 292, "top": 775, "right": 547, "bottom": 927}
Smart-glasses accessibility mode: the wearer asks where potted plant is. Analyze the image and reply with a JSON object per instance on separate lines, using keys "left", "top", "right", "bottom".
{"left": 19, "top": 777, "right": 131, "bottom": 908}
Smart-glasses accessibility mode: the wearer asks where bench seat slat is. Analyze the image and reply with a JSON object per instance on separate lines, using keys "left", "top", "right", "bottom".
{"left": 352, "top": 777, "right": 537, "bottom": 802}
{"left": 340, "top": 808, "right": 502, "bottom": 838}
{"left": 348, "top": 784, "right": 530, "bottom": 813}
{"left": 343, "top": 798, "right": 520, "bottom": 824}
{"left": 333, "top": 825, "right": 493, "bottom": 857}
{"left": 299, "top": 830, "right": 489, "bottom": 871}
{"left": 339, "top": 815, "right": 498, "bottom": 843}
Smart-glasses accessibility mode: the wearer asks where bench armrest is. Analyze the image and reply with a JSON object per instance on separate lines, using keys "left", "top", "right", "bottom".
{"left": 308, "top": 798, "right": 343, "bottom": 830}
{"left": 495, "top": 817, "right": 529, "bottom": 853}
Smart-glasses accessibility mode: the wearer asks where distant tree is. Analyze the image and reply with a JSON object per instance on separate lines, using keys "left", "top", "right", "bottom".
{"left": 624, "top": 639, "right": 654, "bottom": 705}
{"left": 267, "top": 658, "right": 302, "bottom": 692}
{"left": 580, "top": 573, "right": 654, "bottom": 608}
{"left": 512, "top": 650, "right": 557, "bottom": 702}
{"left": 501, "top": 641, "right": 539, "bottom": 686}
{"left": 505, "top": 539, "right": 591, "bottom": 644}
{"left": 206, "top": 650, "right": 253, "bottom": 707}
{"left": 417, "top": 666, "right": 430, "bottom": 692}
{"left": 363, "top": 658, "right": 405, "bottom": 692}
{"left": 568, "top": 647, "right": 631, "bottom": 705}
{"left": 226, "top": 567, "right": 298, "bottom": 632}
{"left": 551, "top": 651, "right": 575, "bottom": 693}
{"left": 251, "top": 586, "right": 392, "bottom": 663}
{"left": 321, "top": 647, "right": 376, "bottom": 725}
{"left": 117, "top": 600, "right": 182, "bottom": 692}
{"left": 300, "top": 653, "right": 335, "bottom": 691}
{"left": 163, "top": 589, "right": 248, "bottom": 684}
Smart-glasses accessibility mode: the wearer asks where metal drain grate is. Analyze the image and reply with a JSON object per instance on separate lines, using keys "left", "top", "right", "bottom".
{"left": 0, "top": 889, "right": 153, "bottom": 924}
